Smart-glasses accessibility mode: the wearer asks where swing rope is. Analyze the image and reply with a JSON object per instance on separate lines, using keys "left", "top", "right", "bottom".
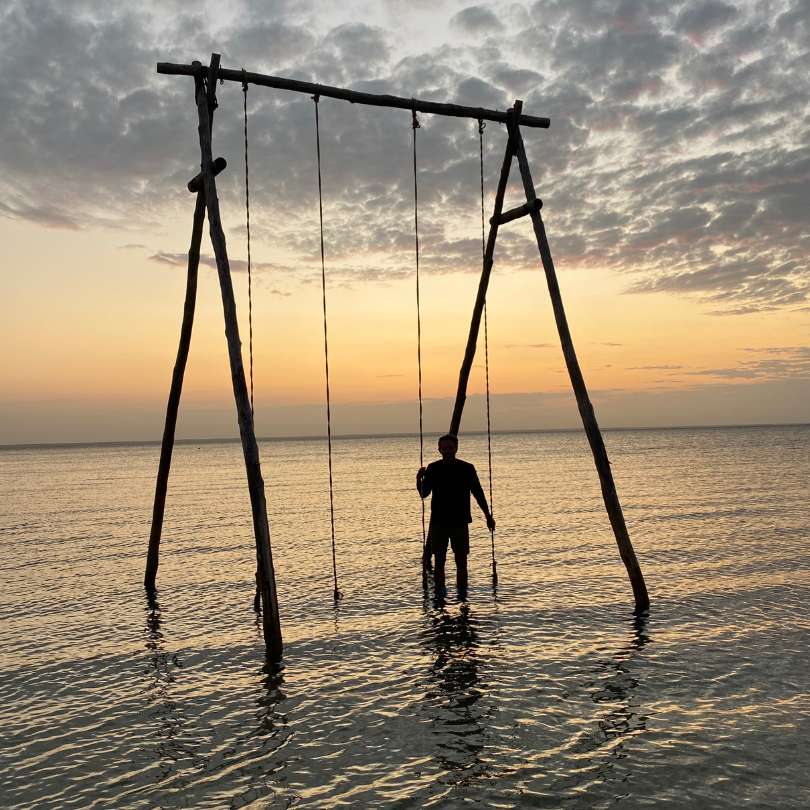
{"left": 313, "top": 95, "right": 341, "bottom": 601}
{"left": 412, "top": 106, "right": 429, "bottom": 581}
{"left": 243, "top": 72, "right": 262, "bottom": 613}
{"left": 242, "top": 72, "right": 254, "bottom": 415}
{"left": 479, "top": 119, "right": 498, "bottom": 584}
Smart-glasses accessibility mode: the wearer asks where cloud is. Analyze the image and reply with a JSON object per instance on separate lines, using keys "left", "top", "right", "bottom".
{"left": 684, "top": 345, "right": 810, "bottom": 380}
{"left": 148, "top": 250, "right": 279, "bottom": 274}
{"left": 504, "top": 342, "right": 554, "bottom": 349}
{"left": 1, "top": 0, "right": 808, "bottom": 316}
{"left": 0, "top": 199, "right": 80, "bottom": 229}
{"left": 450, "top": 6, "right": 505, "bottom": 35}
{"left": 676, "top": 1, "right": 738, "bottom": 44}
{"left": 628, "top": 364, "right": 684, "bottom": 371}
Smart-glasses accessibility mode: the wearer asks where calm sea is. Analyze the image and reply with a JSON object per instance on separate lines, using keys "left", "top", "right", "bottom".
{"left": 1, "top": 426, "right": 809, "bottom": 808}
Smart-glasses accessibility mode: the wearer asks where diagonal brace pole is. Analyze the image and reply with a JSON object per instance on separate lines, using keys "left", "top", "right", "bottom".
{"left": 144, "top": 189, "right": 205, "bottom": 591}
{"left": 448, "top": 120, "right": 516, "bottom": 436}
{"left": 508, "top": 102, "right": 650, "bottom": 613}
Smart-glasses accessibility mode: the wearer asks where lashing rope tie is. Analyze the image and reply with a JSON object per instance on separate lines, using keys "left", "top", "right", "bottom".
{"left": 412, "top": 104, "right": 428, "bottom": 580}
{"left": 313, "top": 94, "right": 341, "bottom": 601}
{"left": 479, "top": 118, "right": 497, "bottom": 583}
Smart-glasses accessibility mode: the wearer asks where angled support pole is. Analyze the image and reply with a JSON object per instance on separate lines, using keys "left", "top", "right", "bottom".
{"left": 507, "top": 101, "right": 650, "bottom": 613}
{"left": 145, "top": 71, "right": 222, "bottom": 591}
{"left": 448, "top": 116, "right": 516, "bottom": 436}
{"left": 195, "top": 54, "right": 283, "bottom": 658}
{"left": 144, "top": 189, "right": 205, "bottom": 591}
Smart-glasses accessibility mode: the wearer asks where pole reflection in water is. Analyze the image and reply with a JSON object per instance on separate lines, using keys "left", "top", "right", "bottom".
{"left": 420, "top": 599, "right": 496, "bottom": 782}
{"left": 252, "top": 659, "right": 288, "bottom": 739}
{"left": 566, "top": 612, "right": 651, "bottom": 791}
{"left": 142, "top": 591, "right": 197, "bottom": 779}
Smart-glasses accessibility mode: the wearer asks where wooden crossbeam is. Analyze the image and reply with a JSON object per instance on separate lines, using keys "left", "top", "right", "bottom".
{"left": 157, "top": 61, "right": 551, "bottom": 129}
{"left": 491, "top": 198, "right": 542, "bottom": 226}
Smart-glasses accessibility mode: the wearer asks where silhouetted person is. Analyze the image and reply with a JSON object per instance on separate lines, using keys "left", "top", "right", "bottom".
{"left": 417, "top": 434, "right": 495, "bottom": 598}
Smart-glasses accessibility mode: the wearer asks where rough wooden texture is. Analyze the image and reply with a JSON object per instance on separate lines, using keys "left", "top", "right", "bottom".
{"left": 196, "top": 54, "right": 283, "bottom": 657}
{"left": 493, "top": 198, "right": 542, "bottom": 226}
{"left": 157, "top": 61, "right": 550, "bottom": 129}
{"left": 448, "top": 121, "right": 515, "bottom": 437}
{"left": 144, "top": 189, "right": 205, "bottom": 591}
{"left": 508, "top": 101, "right": 650, "bottom": 613}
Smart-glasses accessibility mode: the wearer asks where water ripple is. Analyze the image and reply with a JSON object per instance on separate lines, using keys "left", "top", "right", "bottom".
{"left": 1, "top": 426, "right": 809, "bottom": 807}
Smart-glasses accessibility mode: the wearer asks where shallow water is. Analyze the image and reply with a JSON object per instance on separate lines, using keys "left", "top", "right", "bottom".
{"left": 1, "top": 425, "right": 809, "bottom": 808}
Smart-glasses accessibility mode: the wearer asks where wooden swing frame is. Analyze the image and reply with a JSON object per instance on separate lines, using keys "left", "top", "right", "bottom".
{"left": 146, "top": 53, "right": 649, "bottom": 662}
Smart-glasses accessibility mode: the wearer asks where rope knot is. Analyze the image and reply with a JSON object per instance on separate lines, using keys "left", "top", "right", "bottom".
{"left": 241, "top": 68, "right": 248, "bottom": 92}
{"left": 312, "top": 93, "right": 321, "bottom": 104}
{"left": 478, "top": 118, "right": 486, "bottom": 134}
{"left": 411, "top": 102, "right": 420, "bottom": 130}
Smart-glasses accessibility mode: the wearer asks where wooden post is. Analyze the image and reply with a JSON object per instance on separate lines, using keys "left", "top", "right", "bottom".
{"left": 144, "top": 189, "right": 205, "bottom": 591}
{"left": 448, "top": 121, "right": 515, "bottom": 436}
{"left": 508, "top": 101, "right": 650, "bottom": 612}
{"left": 195, "top": 54, "right": 283, "bottom": 658}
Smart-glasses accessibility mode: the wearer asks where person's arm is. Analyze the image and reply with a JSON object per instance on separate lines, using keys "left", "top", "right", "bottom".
{"left": 416, "top": 465, "right": 432, "bottom": 498}
{"left": 470, "top": 465, "right": 496, "bottom": 530}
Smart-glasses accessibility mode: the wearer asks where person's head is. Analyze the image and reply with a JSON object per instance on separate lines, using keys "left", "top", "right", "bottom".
{"left": 437, "top": 433, "right": 458, "bottom": 460}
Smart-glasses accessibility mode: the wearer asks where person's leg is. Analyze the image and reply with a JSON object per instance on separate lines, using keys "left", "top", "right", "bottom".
{"left": 450, "top": 525, "right": 470, "bottom": 595}
{"left": 429, "top": 522, "right": 449, "bottom": 596}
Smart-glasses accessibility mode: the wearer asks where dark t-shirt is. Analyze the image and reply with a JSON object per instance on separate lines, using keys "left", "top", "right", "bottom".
{"left": 417, "top": 458, "right": 487, "bottom": 525}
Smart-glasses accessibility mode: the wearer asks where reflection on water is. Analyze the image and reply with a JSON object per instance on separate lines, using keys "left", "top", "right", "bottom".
{"left": 2, "top": 427, "right": 809, "bottom": 807}
{"left": 142, "top": 592, "right": 197, "bottom": 781}
{"left": 420, "top": 601, "right": 488, "bottom": 778}
{"left": 569, "top": 614, "right": 651, "bottom": 793}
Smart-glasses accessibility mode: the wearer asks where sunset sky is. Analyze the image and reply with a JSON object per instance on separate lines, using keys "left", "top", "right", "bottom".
{"left": 2, "top": 0, "right": 808, "bottom": 443}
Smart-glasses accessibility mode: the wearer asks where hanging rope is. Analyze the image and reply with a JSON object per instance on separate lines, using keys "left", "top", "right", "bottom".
{"left": 242, "top": 71, "right": 255, "bottom": 417}
{"left": 479, "top": 119, "right": 498, "bottom": 584}
{"left": 412, "top": 105, "right": 429, "bottom": 584}
{"left": 313, "top": 95, "right": 341, "bottom": 601}
{"left": 243, "top": 71, "right": 262, "bottom": 613}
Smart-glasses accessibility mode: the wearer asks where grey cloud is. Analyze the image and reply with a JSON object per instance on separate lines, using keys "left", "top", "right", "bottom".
{"left": 149, "top": 250, "right": 279, "bottom": 274}
{"left": 0, "top": 199, "right": 80, "bottom": 229}
{"left": 489, "top": 65, "right": 544, "bottom": 96}
{"left": 684, "top": 345, "right": 810, "bottom": 379}
{"left": 450, "top": 6, "right": 505, "bottom": 35}
{"left": 628, "top": 365, "right": 684, "bottom": 370}
{"left": 676, "top": 1, "right": 738, "bottom": 43}
{"left": 1, "top": 0, "right": 808, "bottom": 317}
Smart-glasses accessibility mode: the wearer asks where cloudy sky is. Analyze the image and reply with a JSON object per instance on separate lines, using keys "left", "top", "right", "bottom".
{"left": 2, "top": 0, "right": 809, "bottom": 443}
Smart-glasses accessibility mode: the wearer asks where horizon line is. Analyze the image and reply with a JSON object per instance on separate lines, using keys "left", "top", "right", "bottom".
{"left": 1, "top": 421, "right": 808, "bottom": 451}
